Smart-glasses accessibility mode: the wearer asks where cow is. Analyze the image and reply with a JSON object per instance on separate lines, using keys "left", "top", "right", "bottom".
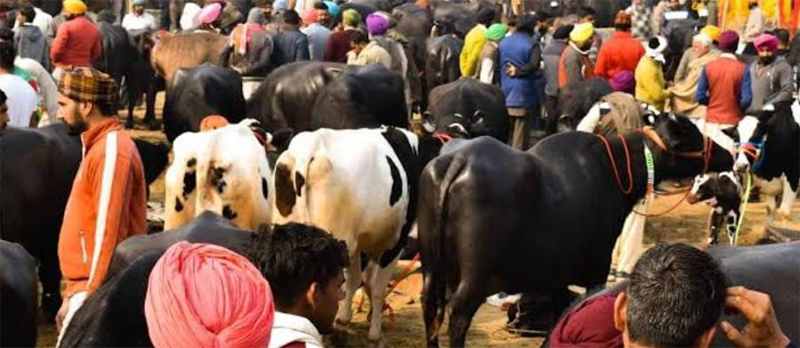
{"left": 162, "top": 63, "right": 247, "bottom": 142}
{"left": 221, "top": 23, "right": 274, "bottom": 78}
{"left": 164, "top": 120, "right": 274, "bottom": 231}
{"left": 734, "top": 100, "right": 800, "bottom": 224}
{"left": 311, "top": 64, "right": 409, "bottom": 131}
{"left": 417, "top": 114, "right": 735, "bottom": 347}
{"left": 392, "top": 3, "right": 432, "bottom": 72}
{"left": 557, "top": 77, "right": 614, "bottom": 132}
{"left": 424, "top": 34, "right": 463, "bottom": 94}
{"left": 59, "top": 212, "right": 255, "bottom": 348}
{"left": 126, "top": 30, "right": 158, "bottom": 129}
{"left": 95, "top": 14, "right": 131, "bottom": 95}
{"left": 246, "top": 62, "right": 347, "bottom": 133}
{"left": 0, "top": 241, "right": 38, "bottom": 348}
{"left": 542, "top": 241, "right": 800, "bottom": 348}
{"left": 424, "top": 78, "right": 509, "bottom": 142}
{"left": 273, "top": 126, "right": 450, "bottom": 341}
{"left": 688, "top": 172, "right": 743, "bottom": 245}
{"left": 0, "top": 123, "right": 169, "bottom": 321}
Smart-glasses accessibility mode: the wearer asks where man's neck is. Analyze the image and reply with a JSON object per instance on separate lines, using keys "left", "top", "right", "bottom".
{"left": 276, "top": 302, "right": 311, "bottom": 319}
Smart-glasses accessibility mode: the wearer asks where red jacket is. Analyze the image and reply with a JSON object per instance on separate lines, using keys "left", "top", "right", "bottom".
{"left": 58, "top": 118, "right": 147, "bottom": 298}
{"left": 549, "top": 294, "right": 623, "bottom": 348}
{"left": 594, "top": 31, "right": 645, "bottom": 80}
{"left": 50, "top": 15, "right": 102, "bottom": 68}
{"left": 323, "top": 29, "right": 355, "bottom": 63}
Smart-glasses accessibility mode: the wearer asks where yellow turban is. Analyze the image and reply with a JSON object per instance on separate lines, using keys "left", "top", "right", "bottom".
{"left": 700, "top": 25, "right": 721, "bottom": 42}
{"left": 63, "top": 0, "right": 87, "bottom": 15}
{"left": 570, "top": 22, "right": 594, "bottom": 44}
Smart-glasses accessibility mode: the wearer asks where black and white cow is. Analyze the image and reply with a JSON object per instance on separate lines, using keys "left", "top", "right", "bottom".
{"left": 733, "top": 100, "right": 800, "bottom": 224}
{"left": 273, "top": 127, "right": 444, "bottom": 341}
{"left": 688, "top": 172, "right": 743, "bottom": 245}
{"left": 0, "top": 240, "right": 38, "bottom": 348}
{"left": 417, "top": 114, "right": 735, "bottom": 347}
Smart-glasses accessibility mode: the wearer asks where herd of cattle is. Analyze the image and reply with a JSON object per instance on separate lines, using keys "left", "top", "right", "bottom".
{"left": 1, "top": 1, "right": 800, "bottom": 347}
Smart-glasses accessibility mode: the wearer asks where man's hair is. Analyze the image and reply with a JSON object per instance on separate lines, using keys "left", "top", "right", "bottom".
{"left": 247, "top": 223, "right": 349, "bottom": 308}
{"left": 515, "top": 14, "right": 535, "bottom": 34}
{"left": 19, "top": 5, "right": 35, "bottom": 23}
{"left": 282, "top": 9, "right": 300, "bottom": 25}
{"left": 350, "top": 29, "right": 369, "bottom": 45}
{"left": 255, "top": 0, "right": 272, "bottom": 7}
{"left": 0, "top": 41, "right": 15, "bottom": 71}
{"left": 626, "top": 243, "right": 728, "bottom": 347}
{"left": 775, "top": 29, "right": 790, "bottom": 47}
{"left": 476, "top": 7, "right": 496, "bottom": 26}
{"left": 578, "top": 6, "right": 595, "bottom": 18}
{"left": 313, "top": 1, "right": 327, "bottom": 11}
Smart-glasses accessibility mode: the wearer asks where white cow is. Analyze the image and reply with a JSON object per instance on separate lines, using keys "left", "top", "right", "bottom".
{"left": 164, "top": 120, "right": 273, "bottom": 230}
{"left": 272, "top": 127, "right": 420, "bottom": 341}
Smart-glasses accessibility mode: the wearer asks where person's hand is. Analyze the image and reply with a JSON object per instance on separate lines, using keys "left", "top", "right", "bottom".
{"left": 56, "top": 297, "right": 69, "bottom": 332}
{"left": 721, "top": 286, "right": 790, "bottom": 348}
{"left": 505, "top": 63, "right": 518, "bottom": 77}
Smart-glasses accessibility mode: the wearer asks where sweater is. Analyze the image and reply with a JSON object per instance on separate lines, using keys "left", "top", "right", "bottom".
{"left": 460, "top": 24, "right": 487, "bottom": 78}
{"left": 746, "top": 57, "right": 794, "bottom": 114}
{"left": 542, "top": 39, "right": 568, "bottom": 97}
{"left": 15, "top": 24, "right": 49, "bottom": 70}
{"left": 301, "top": 23, "right": 331, "bottom": 61}
{"left": 594, "top": 31, "right": 645, "bottom": 80}
{"left": 696, "top": 54, "right": 752, "bottom": 125}
{"left": 50, "top": 15, "right": 102, "bottom": 68}
{"left": 499, "top": 32, "right": 537, "bottom": 108}
{"left": 347, "top": 41, "right": 392, "bottom": 69}
{"left": 323, "top": 28, "right": 355, "bottom": 63}
{"left": 58, "top": 118, "right": 147, "bottom": 298}
{"left": 271, "top": 28, "right": 310, "bottom": 67}
{"left": 558, "top": 43, "right": 594, "bottom": 88}
{"left": 635, "top": 56, "right": 669, "bottom": 111}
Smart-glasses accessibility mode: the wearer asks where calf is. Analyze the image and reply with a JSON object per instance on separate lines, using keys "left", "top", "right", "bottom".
{"left": 688, "top": 172, "right": 743, "bottom": 245}
{"left": 164, "top": 120, "right": 273, "bottom": 230}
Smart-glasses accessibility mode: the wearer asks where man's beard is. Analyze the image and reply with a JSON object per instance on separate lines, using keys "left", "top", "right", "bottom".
{"left": 759, "top": 55, "right": 776, "bottom": 66}
{"left": 66, "top": 115, "right": 88, "bottom": 135}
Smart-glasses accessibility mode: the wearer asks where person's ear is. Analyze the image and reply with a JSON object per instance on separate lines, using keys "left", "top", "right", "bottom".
{"left": 613, "top": 292, "right": 628, "bottom": 332}
{"left": 697, "top": 326, "right": 716, "bottom": 348}
{"left": 79, "top": 101, "right": 93, "bottom": 117}
{"left": 305, "top": 282, "right": 320, "bottom": 309}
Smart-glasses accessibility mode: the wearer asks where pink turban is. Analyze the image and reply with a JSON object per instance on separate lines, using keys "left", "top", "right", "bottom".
{"left": 366, "top": 13, "right": 389, "bottom": 35}
{"left": 717, "top": 30, "right": 739, "bottom": 52}
{"left": 754, "top": 34, "right": 779, "bottom": 53}
{"left": 198, "top": 3, "right": 222, "bottom": 24}
{"left": 145, "top": 242, "right": 275, "bottom": 348}
{"left": 610, "top": 70, "right": 635, "bottom": 94}
{"left": 300, "top": 8, "right": 318, "bottom": 25}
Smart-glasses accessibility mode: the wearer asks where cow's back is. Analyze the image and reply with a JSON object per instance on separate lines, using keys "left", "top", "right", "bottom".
{"left": 152, "top": 32, "right": 229, "bottom": 84}
{"left": 427, "top": 79, "right": 509, "bottom": 141}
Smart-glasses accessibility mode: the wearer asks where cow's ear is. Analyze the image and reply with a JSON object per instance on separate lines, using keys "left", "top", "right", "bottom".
{"left": 721, "top": 127, "right": 739, "bottom": 142}
{"left": 422, "top": 112, "right": 436, "bottom": 134}
{"left": 270, "top": 128, "right": 294, "bottom": 153}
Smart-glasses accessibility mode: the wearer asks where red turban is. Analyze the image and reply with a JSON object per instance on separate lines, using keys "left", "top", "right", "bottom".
{"left": 145, "top": 242, "right": 274, "bottom": 348}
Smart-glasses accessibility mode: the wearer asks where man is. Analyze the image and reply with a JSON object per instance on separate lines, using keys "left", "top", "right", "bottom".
{"left": 460, "top": 7, "right": 496, "bottom": 78}
{"left": 50, "top": 0, "right": 102, "bottom": 80}
{"left": 635, "top": 36, "right": 670, "bottom": 111}
{"left": 247, "top": 0, "right": 273, "bottom": 25}
{"left": 347, "top": 29, "right": 391, "bottom": 69}
{"left": 15, "top": 5, "right": 49, "bottom": 70}
{"left": 246, "top": 223, "right": 348, "bottom": 348}
{"left": 477, "top": 23, "right": 508, "bottom": 85}
{"left": 743, "top": 0, "right": 764, "bottom": 45}
{"left": 774, "top": 29, "right": 790, "bottom": 58}
{"left": 626, "top": 0, "right": 651, "bottom": 41}
{"left": 0, "top": 41, "right": 38, "bottom": 128}
{"left": 696, "top": 30, "right": 752, "bottom": 151}
{"left": 54, "top": 67, "right": 147, "bottom": 341}
{"left": 577, "top": 7, "right": 601, "bottom": 62}
{"left": 499, "top": 15, "right": 538, "bottom": 150}
{"left": 122, "top": 0, "right": 156, "bottom": 32}
{"left": 271, "top": 10, "right": 310, "bottom": 67}
{"left": 594, "top": 11, "right": 645, "bottom": 83}
{"left": 315, "top": 1, "right": 330, "bottom": 27}
{"left": 300, "top": 6, "right": 330, "bottom": 61}
{"left": 558, "top": 22, "right": 594, "bottom": 89}
{"left": 541, "top": 24, "right": 571, "bottom": 134}
{"left": 674, "top": 25, "right": 720, "bottom": 82}
{"left": 323, "top": 8, "right": 359, "bottom": 63}
{"left": 367, "top": 13, "right": 407, "bottom": 79}
{"left": 669, "top": 33, "right": 719, "bottom": 119}
{"left": 745, "top": 34, "right": 793, "bottom": 115}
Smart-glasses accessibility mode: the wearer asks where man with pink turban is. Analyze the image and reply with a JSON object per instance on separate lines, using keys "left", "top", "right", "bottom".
{"left": 145, "top": 242, "right": 275, "bottom": 348}
{"left": 745, "top": 34, "right": 794, "bottom": 116}
{"left": 300, "top": 5, "right": 330, "bottom": 61}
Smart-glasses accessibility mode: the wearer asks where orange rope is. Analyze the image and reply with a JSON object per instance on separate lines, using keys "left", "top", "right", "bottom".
{"left": 597, "top": 135, "right": 634, "bottom": 195}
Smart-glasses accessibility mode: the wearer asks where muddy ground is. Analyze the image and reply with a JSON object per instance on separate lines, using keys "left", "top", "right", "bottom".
{"left": 34, "top": 104, "right": 799, "bottom": 348}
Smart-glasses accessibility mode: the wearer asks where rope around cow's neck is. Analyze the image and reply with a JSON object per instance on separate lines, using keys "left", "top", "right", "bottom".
{"left": 733, "top": 172, "right": 753, "bottom": 246}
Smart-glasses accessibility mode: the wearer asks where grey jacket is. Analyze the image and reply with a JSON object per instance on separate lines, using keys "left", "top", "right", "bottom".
{"left": 746, "top": 56, "right": 794, "bottom": 114}
{"left": 542, "top": 39, "right": 568, "bottom": 97}
{"left": 15, "top": 25, "right": 49, "bottom": 70}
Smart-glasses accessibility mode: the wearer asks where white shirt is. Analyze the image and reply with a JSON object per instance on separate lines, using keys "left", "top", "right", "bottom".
{"left": 268, "top": 312, "right": 324, "bottom": 348}
{"left": 0, "top": 74, "right": 38, "bottom": 127}
{"left": 122, "top": 12, "right": 156, "bottom": 32}
{"left": 15, "top": 57, "right": 58, "bottom": 125}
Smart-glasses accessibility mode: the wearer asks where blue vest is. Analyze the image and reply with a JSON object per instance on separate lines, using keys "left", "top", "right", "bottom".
{"left": 499, "top": 32, "right": 537, "bottom": 109}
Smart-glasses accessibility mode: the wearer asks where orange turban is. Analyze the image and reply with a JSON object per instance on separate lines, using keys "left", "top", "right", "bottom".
{"left": 199, "top": 115, "right": 229, "bottom": 131}
{"left": 145, "top": 242, "right": 275, "bottom": 348}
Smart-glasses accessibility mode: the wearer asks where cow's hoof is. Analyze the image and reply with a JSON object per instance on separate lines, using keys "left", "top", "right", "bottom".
{"left": 368, "top": 333, "right": 386, "bottom": 347}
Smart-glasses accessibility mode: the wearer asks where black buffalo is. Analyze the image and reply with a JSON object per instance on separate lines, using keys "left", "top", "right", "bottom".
{"left": 311, "top": 63, "right": 409, "bottom": 130}
{"left": 95, "top": 17, "right": 131, "bottom": 95}
{"left": 0, "top": 241, "right": 38, "bottom": 348}
{"left": 162, "top": 63, "right": 247, "bottom": 142}
{"left": 557, "top": 77, "right": 613, "bottom": 131}
{"left": 59, "top": 212, "right": 254, "bottom": 348}
{"left": 417, "top": 114, "right": 735, "bottom": 347}
{"left": 424, "top": 78, "right": 509, "bottom": 142}
{"left": 425, "top": 34, "right": 463, "bottom": 94}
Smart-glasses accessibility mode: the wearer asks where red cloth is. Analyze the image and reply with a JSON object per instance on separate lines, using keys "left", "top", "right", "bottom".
{"left": 323, "top": 29, "right": 355, "bottom": 63}
{"left": 50, "top": 15, "right": 102, "bottom": 68}
{"left": 594, "top": 31, "right": 645, "bottom": 80}
{"left": 704, "top": 57, "right": 748, "bottom": 125}
{"left": 549, "top": 294, "right": 624, "bottom": 348}
{"left": 145, "top": 242, "right": 275, "bottom": 348}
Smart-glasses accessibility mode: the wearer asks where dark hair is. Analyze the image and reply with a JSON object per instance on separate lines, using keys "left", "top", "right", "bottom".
{"left": 282, "top": 9, "right": 300, "bottom": 25}
{"left": 553, "top": 24, "right": 573, "bottom": 40}
{"left": 0, "top": 89, "right": 7, "bottom": 105}
{"left": 775, "top": 29, "right": 790, "bottom": 46}
{"left": 0, "top": 27, "right": 13, "bottom": 41}
{"left": 476, "top": 7, "right": 496, "bottom": 26}
{"left": 246, "top": 223, "right": 349, "bottom": 308}
{"left": 626, "top": 243, "right": 728, "bottom": 347}
{"left": 515, "top": 14, "right": 534, "bottom": 34}
{"left": 313, "top": 1, "right": 327, "bottom": 11}
{"left": 255, "top": 0, "right": 273, "bottom": 6}
{"left": 97, "top": 9, "right": 116, "bottom": 24}
{"left": 19, "top": 5, "right": 35, "bottom": 23}
{"left": 96, "top": 102, "right": 116, "bottom": 116}
{"left": 578, "top": 6, "right": 596, "bottom": 18}
{"left": 350, "top": 29, "right": 368, "bottom": 44}
{"left": 0, "top": 41, "right": 15, "bottom": 71}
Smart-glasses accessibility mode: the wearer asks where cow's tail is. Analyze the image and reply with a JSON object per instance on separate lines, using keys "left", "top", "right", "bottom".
{"left": 421, "top": 153, "right": 467, "bottom": 345}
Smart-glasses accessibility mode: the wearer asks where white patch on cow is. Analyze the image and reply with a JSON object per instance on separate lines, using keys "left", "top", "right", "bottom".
{"left": 273, "top": 128, "right": 417, "bottom": 341}
{"left": 690, "top": 174, "right": 711, "bottom": 196}
{"left": 164, "top": 119, "right": 273, "bottom": 230}
{"left": 734, "top": 116, "right": 761, "bottom": 171}
{"left": 719, "top": 171, "right": 742, "bottom": 192}
{"left": 446, "top": 123, "right": 469, "bottom": 137}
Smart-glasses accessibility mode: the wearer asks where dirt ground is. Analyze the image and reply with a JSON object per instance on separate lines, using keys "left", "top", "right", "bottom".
{"left": 34, "top": 104, "right": 800, "bottom": 348}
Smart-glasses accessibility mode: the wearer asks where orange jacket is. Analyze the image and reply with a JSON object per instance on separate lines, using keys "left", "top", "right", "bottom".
{"left": 594, "top": 31, "right": 645, "bottom": 80}
{"left": 58, "top": 118, "right": 147, "bottom": 298}
{"left": 50, "top": 15, "right": 102, "bottom": 68}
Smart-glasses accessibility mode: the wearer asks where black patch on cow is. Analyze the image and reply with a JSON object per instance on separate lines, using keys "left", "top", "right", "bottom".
{"left": 182, "top": 170, "right": 196, "bottom": 199}
{"left": 174, "top": 198, "right": 183, "bottom": 212}
{"left": 261, "top": 177, "right": 269, "bottom": 200}
{"left": 379, "top": 127, "right": 421, "bottom": 268}
{"left": 295, "top": 172, "right": 305, "bottom": 197}
{"left": 386, "top": 156, "right": 402, "bottom": 206}
{"left": 222, "top": 205, "right": 238, "bottom": 220}
{"left": 187, "top": 158, "right": 196, "bottom": 168}
{"left": 210, "top": 167, "right": 227, "bottom": 194}
{"left": 274, "top": 163, "right": 296, "bottom": 217}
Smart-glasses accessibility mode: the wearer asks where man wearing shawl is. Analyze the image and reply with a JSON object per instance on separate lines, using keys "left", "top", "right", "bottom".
{"left": 668, "top": 33, "right": 719, "bottom": 119}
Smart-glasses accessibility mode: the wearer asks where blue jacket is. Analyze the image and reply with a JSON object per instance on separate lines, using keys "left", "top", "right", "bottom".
{"left": 499, "top": 32, "right": 538, "bottom": 109}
